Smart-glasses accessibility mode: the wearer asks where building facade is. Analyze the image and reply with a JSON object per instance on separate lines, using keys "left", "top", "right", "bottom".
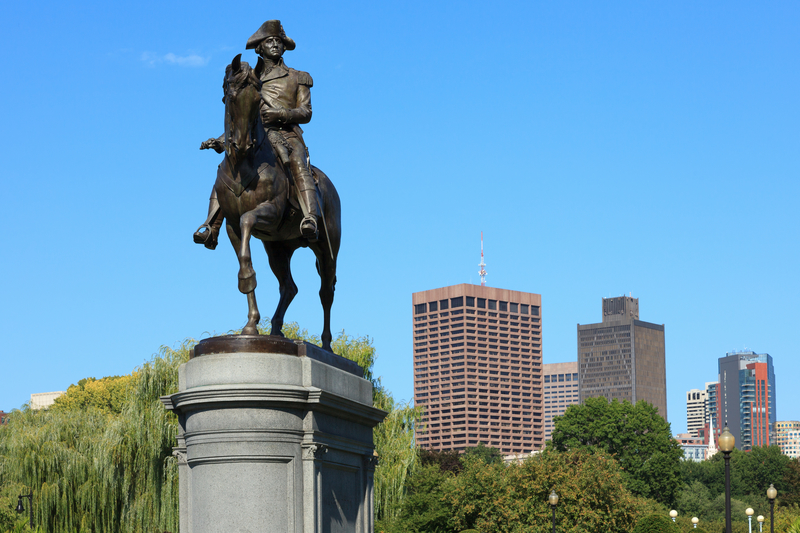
{"left": 577, "top": 297, "right": 667, "bottom": 419}
{"left": 775, "top": 421, "right": 800, "bottom": 459}
{"left": 676, "top": 433, "right": 709, "bottom": 462}
{"left": 687, "top": 388, "right": 707, "bottom": 437}
{"left": 543, "top": 362, "right": 579, "bottom": 441}
{"left": 30, "top": 391, "right": 66, "bottom": 410}
{"left": 413, "top": 284, "right": 543, "bottom": 453}
{"left": 717, "top": 350, "right": 776, "bottom": 451}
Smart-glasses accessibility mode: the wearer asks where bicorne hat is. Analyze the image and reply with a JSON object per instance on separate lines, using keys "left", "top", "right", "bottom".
{"left": 246, "top": 20, "right": 296, "bottom": 51}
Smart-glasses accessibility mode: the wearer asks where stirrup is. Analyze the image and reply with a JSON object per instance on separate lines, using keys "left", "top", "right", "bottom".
{"left": 193, "top": 224, "right": 218, "bottom": 250}
{"left": 300, "top": 216, "right": 318, "bottom": 241}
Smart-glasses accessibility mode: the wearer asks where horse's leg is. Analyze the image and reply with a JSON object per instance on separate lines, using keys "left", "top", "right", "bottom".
{"left": 227, "top": 222, "right": 260, "bottom": 335}
{"left": 312, "top": 240, "right": 338, "bottom": 352}
{"left": 263, "top": 241, "right": 298, "bottom": 337}
{"left": 237, "top": 211, "right": 259, "bottom": 294}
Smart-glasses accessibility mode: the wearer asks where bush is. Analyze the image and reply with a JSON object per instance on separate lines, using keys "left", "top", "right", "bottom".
{"left": 632, "top": 514, "right": 680, "bottom": 533}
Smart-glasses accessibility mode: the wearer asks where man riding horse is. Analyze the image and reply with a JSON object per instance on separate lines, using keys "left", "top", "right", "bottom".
{"left": 194, "top": 20, "right": 320, "bottom": 248}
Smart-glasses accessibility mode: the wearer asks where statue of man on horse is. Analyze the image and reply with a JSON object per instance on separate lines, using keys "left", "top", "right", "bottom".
{"left": 190, "top": 21, "right": 342, "bottom": 349}
{"left": 194, "top": 20, "right": 321, "bottom": 248}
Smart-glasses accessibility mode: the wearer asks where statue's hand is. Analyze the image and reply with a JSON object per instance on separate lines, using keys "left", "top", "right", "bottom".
{"left": 200, "top": 138, "right": 224, "bottom": 153}
{"left": 261, "top": 108, "right": 282, "bottom": 125}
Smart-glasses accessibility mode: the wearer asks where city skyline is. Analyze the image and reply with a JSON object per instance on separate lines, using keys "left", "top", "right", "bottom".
{"left": 2, "top": 2, "right": 799, "bottom": 438}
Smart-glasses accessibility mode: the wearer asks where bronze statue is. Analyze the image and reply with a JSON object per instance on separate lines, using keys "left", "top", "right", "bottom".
{"left": 192, "top": 21, "right": 341, "bottom": 351}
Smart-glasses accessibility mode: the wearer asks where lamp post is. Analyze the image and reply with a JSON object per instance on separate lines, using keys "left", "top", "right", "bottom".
{"left": 15, "top": 489, "right": 33, "bottom": 529}
{"left": 692, "top": 517, "right": 699, "bottom": 529}
{"left": 746, "top": 507, "right": 754, "bottom": 533}
{"left": 719, "top": 425, "right": 735, "bottom": 533}
{"left": 670, "top": 510, "right": 678, "bottom": 523}
{"left": 767, "top": 484, "right": 777, "bottom": 533}
{"left": 549, "top": 489, "right": 559, "bottom": 533}
{"left": 757, "top": 515, "right": 764, "bottom": 533}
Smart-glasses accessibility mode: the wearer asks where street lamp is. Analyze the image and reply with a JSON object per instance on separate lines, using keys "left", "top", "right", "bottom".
{"left": 757, "top": 515, "right": 764, "bottom": 533}
{"left": 719, "top": 425, "right": 735, "bottom": 533}
{"left": 692, "top": 517, "right": 699, "bottom": 529}
{"left": 15, "top": 490, "right": 33, "bottom": 529}
{"left": 746, "top": 507, "right": 754, "bottom": 533}
{"left": 767, "top": 484, "right": 777, "bottom": 533}
{"left": 549, "top": 489, "right": 559, "bottom": 533}
{"left": 670, "top": 510, "right": 678, "bottom": 523}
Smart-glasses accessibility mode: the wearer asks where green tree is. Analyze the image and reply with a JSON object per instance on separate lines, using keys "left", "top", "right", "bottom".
{"left": 388, "top": 463, "right": 455, "bottom": 533}
{"left": 419, "top": 448, "right": 463, "bottom": 474}
{"left": 51, "top": 374, "right": 134, "bottom": 415}
{"left": 550, "top": 397, "right": 683, "bottom": 506}
{"left": 462, "top": 443, "right": 503, "bottom": 465}
{"left": 447, "top": 449, "right": 651, "bottom": 533}
{"left": 782, "top": 459, "right": 800, "bottom": 508}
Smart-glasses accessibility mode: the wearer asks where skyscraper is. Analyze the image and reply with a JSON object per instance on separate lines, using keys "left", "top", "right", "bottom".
{"left": 775, "top": 421, "right": 800, "bottom": 459}
{"left": 543, "top": 361, "right": 579, "bottom": 441}
{"left": 717, "top": 350, "right": 776, "bottom": 451}
{"left": 577, "top": 296, "right": 667, "bottom": 419}
{"left": 413, "top": 284, "right": 543, "bottom": 453}
{"left": 686, "top": 388, "right": 707, "bottom": 437}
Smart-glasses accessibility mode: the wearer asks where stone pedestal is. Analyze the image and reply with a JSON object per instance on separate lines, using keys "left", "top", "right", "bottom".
{"left": 161, "top": 336, "right": 386, "bottom": 533}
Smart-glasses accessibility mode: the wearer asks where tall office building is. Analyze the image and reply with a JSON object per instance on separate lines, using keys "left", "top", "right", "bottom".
{"left": 686, "top": 388, "right": 707, "bottom": 437}
{"left": 705, "top": 381, "right": 720, "bottom": 445}
{"left": 717, "top": 350, "right": 776, "bottom": 451}
{"left": 543, "top": 362, "right": 579, "bottom": 441}
{"left": 577, "top": 296, "right": 667, "bottom": 419}
{"left": 413, "top": 284, "right": 543, "bottom": 453}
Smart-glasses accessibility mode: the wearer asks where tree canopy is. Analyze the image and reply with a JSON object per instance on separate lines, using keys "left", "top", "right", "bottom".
{"left": 550, "top": 397, "right": 683, "bottom": 506}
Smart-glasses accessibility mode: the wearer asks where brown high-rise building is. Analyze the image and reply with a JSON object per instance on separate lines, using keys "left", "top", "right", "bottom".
{"left": 577, "top": 297, "right": 667, "bottom": 419}
{"left": 412, "top": 284, "right": 543, "bottom": 454}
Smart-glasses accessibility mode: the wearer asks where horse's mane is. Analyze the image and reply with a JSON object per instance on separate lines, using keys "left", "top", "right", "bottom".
{"left": 224, "top": 60, "right": 262, "bottom": 93}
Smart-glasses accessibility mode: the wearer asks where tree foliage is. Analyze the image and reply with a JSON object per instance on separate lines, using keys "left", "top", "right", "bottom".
{"left": 632, "top": 514, "right": 680, "bottom": 533}
{"left": 50, "top": 375, "right": 134, "bottom": 415}
{"left": 445, "top": 449, "right": 652, "bottom": 533}
{"left": 550, "top": 397, "right": 683, "bottom": 506}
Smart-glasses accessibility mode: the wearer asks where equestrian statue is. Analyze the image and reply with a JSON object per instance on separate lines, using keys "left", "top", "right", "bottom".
{"left": 192, "top": 20, "right": 341, "bottom": 351}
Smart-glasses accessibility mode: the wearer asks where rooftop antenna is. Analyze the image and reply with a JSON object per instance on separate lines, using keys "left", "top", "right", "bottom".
{"left": 478, "top": 232, "right": 487, "bottom": 286}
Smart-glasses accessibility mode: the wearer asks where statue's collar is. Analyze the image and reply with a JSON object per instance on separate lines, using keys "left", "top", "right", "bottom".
{"left": 262, "top": 58, "right": 289, "bottom": 81}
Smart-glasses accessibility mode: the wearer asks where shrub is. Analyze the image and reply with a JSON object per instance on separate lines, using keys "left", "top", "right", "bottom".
{"left": 633, "top": 514, "right": 680, "bottom": 533}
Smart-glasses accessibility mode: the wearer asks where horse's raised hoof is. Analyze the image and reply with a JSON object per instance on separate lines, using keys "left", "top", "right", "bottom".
{"left": 242, "top": 324, "right": 259, "bottom": 335}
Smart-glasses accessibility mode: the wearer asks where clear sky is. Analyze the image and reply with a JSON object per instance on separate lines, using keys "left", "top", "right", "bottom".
{"left": 2, "top": 1, "right": 798, "bottom": 436}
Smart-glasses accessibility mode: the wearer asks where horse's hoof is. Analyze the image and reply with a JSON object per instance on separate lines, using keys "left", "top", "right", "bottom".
{"left": 238, "top": 273, "right": 257, "bottom": 293}
{"left": 242, "top": 325, "right": 259, "bottom": 335}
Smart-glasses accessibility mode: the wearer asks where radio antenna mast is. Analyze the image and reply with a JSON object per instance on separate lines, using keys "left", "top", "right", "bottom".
{"left": 478, "top": 232, "right": 487, "bottom": 286}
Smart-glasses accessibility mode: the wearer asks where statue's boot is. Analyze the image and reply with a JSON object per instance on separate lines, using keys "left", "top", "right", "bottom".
{"left": 293, "top": 161, "right": 320, "bottom": 241}
{"left": 193, "top": 191, "right": 222, "bottom": 250}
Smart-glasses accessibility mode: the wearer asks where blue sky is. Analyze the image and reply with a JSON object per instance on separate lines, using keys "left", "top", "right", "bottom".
{"left": 1, "top": 1, "right": 798, "bottom": 436}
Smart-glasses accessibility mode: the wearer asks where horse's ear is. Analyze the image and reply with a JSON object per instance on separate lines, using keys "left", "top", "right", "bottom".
{"left": 232, "top": 53, "right": 242, "bottom": 73}
{"left": 254, "top": 57, "right": 265, "bottom": 79}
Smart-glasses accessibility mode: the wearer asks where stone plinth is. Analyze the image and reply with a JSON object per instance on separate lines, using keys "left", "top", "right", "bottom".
{"left": 161, "top": 336, "right": 386, "bottom": 533}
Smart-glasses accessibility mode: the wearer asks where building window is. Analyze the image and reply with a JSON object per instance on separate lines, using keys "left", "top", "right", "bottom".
{"left": 440, "top": 299, "right": 449, "bottom": 310}
{"left": 478, "top": 298, "right": 486, "bottom": 309}
{"left": 499, "top": 301, "right": 508, "bottom": 311}
{"left": 489, "top": 300, "right": 497, "bottom": 310}
{"left": 531, "top": 306, "right": 540, "bottom": 316}
{"left": 521, "top": 304, "right": 529, "bottom": 314}
{"left": 467, "top": 296, "right": 475, "bottom": 307}
{"left": 451, "top": 297, "right": 463, "bottom": 308}
{"left": 510, "top": 302, "right": 518, "bottom": 313}
{"left": 429, "top": 301, "right": 438, "bottom": 312}
{"left": 415, "top": 304, "right": 426, "bottom": 315}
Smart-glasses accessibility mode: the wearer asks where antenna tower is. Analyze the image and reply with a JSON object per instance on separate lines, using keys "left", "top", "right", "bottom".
{"left": 478, "top": 232, "right": 487, "bottom": 286}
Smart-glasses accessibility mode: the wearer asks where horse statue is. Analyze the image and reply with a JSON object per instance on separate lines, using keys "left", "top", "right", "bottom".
{"left": 204, "top": 54, "right": 341, "bottom": 351}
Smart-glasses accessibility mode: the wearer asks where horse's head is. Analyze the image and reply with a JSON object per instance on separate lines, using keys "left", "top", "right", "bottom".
{"left": 223, "top": 54, "right": 265, "bottom": 165}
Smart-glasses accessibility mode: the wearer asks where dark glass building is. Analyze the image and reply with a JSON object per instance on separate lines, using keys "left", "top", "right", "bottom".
{"left": 577, "top": 296, "right": 668, "bottom": 419}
